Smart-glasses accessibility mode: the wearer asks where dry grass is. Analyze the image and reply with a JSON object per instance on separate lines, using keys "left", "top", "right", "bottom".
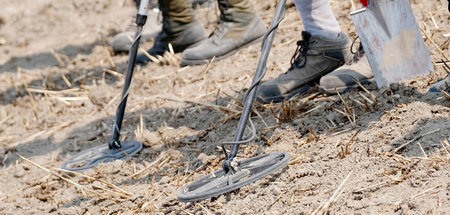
{"left": 269, "top": 99, "right": 313, "bottom": 124}
{"left": 312, "top": 170, "right": 353, "bottom": 215}
{"left": 337, "top": 129, "right": 361, "bottom": 159}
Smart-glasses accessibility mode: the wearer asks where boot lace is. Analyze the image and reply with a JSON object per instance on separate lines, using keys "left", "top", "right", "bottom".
{"left": 210, "top": 22, "right": 230, "bottom": 42}
{"left": 350, "top": 36, "right": 365, "bottom": 64}
{"left": 289, "top": 39, "right": 310, "bottom": 69}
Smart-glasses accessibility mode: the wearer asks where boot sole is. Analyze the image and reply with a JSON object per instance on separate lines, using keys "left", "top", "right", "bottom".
{"left": 256, "top": 82, "right": 317, "bottom": 104}
{"left": 319, "top": 78, "right": 375, "bottom": 95}
{"left": 256, "top": 63, "right": 347, "bottom": 104}
{"left": 180, "top": 35, "right": 264, "bottom": 66}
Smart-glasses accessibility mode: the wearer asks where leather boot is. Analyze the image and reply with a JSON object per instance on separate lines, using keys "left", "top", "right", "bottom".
{"left": 136, "top": 0, "right": 207, "bottom": 65}
{"left": 256, "top": 31, "right": 353, "bottom": 103}
{"left": 319, "top": 55, "right": 374, "bottom": 95}
{"left": 180, "top": 0, "right": 265, "bottom": 66}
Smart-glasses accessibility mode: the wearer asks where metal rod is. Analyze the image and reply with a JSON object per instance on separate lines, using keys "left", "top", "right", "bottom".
{"left": 228, "top": 0, "right": 287, "bottom": 159}
{"left": 109, "top": 0, "right": 148, "bottom": 149}
{"left": 110, "top": 26, "right": 142, "bottom": 145}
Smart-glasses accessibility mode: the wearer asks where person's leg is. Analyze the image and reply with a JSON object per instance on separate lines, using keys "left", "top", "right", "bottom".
{"left": 180, "top": 0, "right": 266, "bottom": 66}
{"left": 256, "top": 0, "right": 352, "bottom": 103}
{"left": 294, "top": 0, "right": 341, "bottom": 38}
{"left": 160, "top": 0, "right": 195, "bottom": 39}
{"left": 136, "top": 0, "right": 207, "bottom": 65}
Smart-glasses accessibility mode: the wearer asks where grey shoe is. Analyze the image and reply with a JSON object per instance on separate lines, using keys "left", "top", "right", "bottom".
{"left": 112, "top": 10, "right": 162, "bottom": 53}
{"left": 136, "top": 20, "right": 207, "bottom": 65}
{"left": 319, "top": 55, "right": 374, "bottom": 95}
{"left": 180, "top": 14, "right": 266, "bottom": 66}
{"left": 256, "top": 31, "right": 352, "bottom": 103}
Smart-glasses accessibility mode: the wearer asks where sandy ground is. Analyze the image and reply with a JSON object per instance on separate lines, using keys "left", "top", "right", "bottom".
{"left": 0, "top": 0, "right": 449, "bottom": 214}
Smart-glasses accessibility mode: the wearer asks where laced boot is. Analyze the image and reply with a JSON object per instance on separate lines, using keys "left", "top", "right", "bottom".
{"left": 256, "top": 31, "right": 352, "bottom": 103}
{"left": 136, "top": 0, "right": 207, "bottom": 65}
{"left": 319, "top": 43, "right": 374, "bottom": 94}
{"left": 113, "top": 0, "right": 213, "bottom": 53}
{"left": 180, "top": 0, "right": 265, "bottom": 66}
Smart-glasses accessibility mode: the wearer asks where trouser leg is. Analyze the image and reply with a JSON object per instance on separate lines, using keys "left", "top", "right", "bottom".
{"left": 293, "top": 0, "right": 341, "bottom": 38}
{"left": 159, "top": 0, "right": 195, "bottom": 40}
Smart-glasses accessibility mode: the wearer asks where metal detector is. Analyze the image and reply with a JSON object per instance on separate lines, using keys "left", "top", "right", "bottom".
{"left": 177, "top": 0, "right": 290, "bottom": 202}
{"left": 61, "top": 0, "right": 151, "bottom": 171}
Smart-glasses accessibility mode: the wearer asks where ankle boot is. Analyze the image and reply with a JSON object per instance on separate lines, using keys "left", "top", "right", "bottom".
{"left": 136, "top": 0, "right": 207, "bottom": 65}
{"left": 180, "top": 0, "right": 265, "bottom": 66}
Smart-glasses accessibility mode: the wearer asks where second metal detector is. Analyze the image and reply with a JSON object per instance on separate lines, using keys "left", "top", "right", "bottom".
{"left": 178, "top": 0, "right": 290, "bottom": 202}
{"left": 61, "top": 0, "right": 152, "bottom": 171}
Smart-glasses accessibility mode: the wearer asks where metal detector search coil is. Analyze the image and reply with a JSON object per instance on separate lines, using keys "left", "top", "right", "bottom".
{"left": 61, "top": 140, "right": 142, "bottom": 172}
{"left": 178, "top": 152, "right": 290, "bottom": 202}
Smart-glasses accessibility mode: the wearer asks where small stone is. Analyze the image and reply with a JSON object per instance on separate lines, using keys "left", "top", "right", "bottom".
{"left": 14, "top": 168, "right": 25, "bottom": 178}
{"left": 88, "top": 85, "right": 115, "bottom": 108}
{"left": 0, "top": 36, "right": 6, "bottom": 45}
{"left": 140, "top": 130, "right": 161, "bottom": 147}
{"left": 197, "top": 153, "right": 216, "bottom": 164}
{"left": 390, "top": 83, "right": 399, "bottom": 91}
{"left": 159, "top": 176, "right": 170, "bottom": 184}
{"left": 272, "top": 186, "right": 282, "bottom": 196}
